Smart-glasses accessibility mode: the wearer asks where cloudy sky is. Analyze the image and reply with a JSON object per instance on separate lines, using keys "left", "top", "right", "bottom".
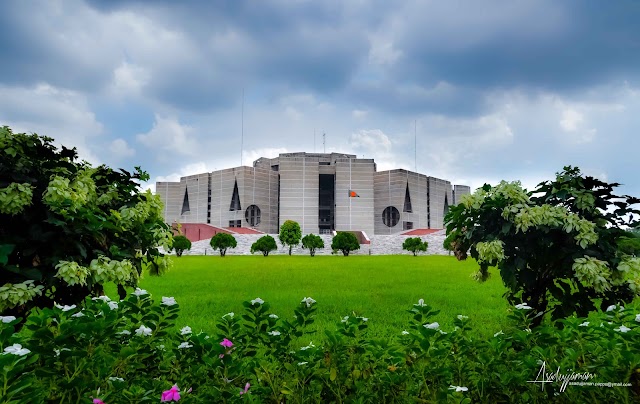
{"left": 1, "top": 0, "right": 639, "bottom": 196}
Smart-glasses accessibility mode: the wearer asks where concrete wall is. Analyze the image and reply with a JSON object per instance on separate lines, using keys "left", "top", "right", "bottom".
{"left": 335, "top": 158, "right": 375, "bottom": 236}
{"left": 427, "top": 177, "right": 453, "bottom": 229}
{"left": 453, "top": 185, "right": 471, "bottom": 204}
{"left": 278, "top": 156, "right": 320, "bottom": 234}
{"left": 374, "top": 170, "right": 428, "bottom": 234}
{"left": 156, "top": 181, "right": 182, "bottom": 224}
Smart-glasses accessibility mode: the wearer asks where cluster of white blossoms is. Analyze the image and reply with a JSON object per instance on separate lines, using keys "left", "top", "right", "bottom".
{"left": 424, "top": 322, "right": 439, "bottom": 330}
{"left": 222, "top": 312, "right": 234, "bottom": 319}
{"left": 300, "top": 341, "right": 316, "bottom": 351}
{"left": 3, "top": 344, "right": 30, "bottom": 356}
{"left": 180, "top": 326, "right": 192, "bottom": 335}
{"left": 177, "top": 342, "right": 193, "bottom": 349}
{"left": 269, "top": 314, "right": 278, "bottom": 319}
{"left": 135, "top": 325, "right": 153, "bottom": 337}
{"left": 267, "top": 331, "right": 281, "bottom": 336}
{"left": 514, "top": 303, "right": 533, "bottom": 310}
{"left": 250, "top": 298, "right": 264, "bottom": 306}
{"left": 301, "top": 297, "right": 316, "bottom": 307}
{"left": 414, "top": 299, "right": 426, "bottom": 307}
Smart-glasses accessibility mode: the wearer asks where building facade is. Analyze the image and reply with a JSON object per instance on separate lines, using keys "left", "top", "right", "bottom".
{"left": 156, "top": 152, "right": 470, "bottom": 235}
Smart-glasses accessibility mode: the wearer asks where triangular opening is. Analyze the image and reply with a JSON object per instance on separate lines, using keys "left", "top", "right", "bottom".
{"left": 229, "top": 179, "right": 241, "bottom": 211}
{"left": 181, "top": 187, "right": 191, "bottom": 215}
{"left": 403, "top": 183, "right": 412, "bottom": 212}
{"left": 443, "top": 194, "right": 449, "bottom": 217}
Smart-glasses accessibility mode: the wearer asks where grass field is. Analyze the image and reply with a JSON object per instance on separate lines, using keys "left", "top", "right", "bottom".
{"left": 109, "top": 255, "right": 512, "bottom": 340}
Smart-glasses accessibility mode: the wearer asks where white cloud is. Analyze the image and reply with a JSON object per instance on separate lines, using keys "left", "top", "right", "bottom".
{"left": 136, "top": 114, "right": 198, "bottom": 157}
{"left": 559, "top": 108, "right": 583, "bottom": 132}
{"left": 0, "top": 83, "right": 103, "bottom": 164}
{"left": 109, "top": 138, "right": 135, "bottom": 158}
{"left": 352, "top": 109, "right": 368, "bottom": 119}
{"left": 110, "top": 62, "right": 150, "bottom": 97}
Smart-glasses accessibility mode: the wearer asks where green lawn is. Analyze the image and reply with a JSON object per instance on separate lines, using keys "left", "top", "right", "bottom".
{"left": 111, "top": 255, "right": 511, "bottom": 339}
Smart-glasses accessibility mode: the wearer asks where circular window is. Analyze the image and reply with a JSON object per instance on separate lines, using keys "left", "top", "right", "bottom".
{"left": 245, "top": 205, "right": 261, "bottom": 226}
{"left": 382, "top": 206, "right": 400, "bottom": 227}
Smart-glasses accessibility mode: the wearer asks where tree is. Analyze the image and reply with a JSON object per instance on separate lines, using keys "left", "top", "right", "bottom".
{"left": 172, "top": 235, "right": 192, "bottom": 257}
{"left": 0, "top": 126, "right": 173, "bottom": 317}
{"left": 331, "top": 232, "right": 360, "bottom": 256}
{"left": 301, "top": 234, "right": 325, "bottom": 257}
{"left": 445, "top": 166, "right": 640, "bottom": 326}
{"left": 402, "top": 237, "right": 428, "bottom": 256}
{"left": 209, "top": 233, "right": 237, "bottom": 257}
{"left": 251, "top": 235, "right": 278, "bottom": 257}
{"left": 279, "top": 220, "right": 302, "bottom": 255}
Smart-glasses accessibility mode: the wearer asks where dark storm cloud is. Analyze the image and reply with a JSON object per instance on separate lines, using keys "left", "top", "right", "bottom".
{"left": 393, "top": 0, "right": 640, "bottom": 92}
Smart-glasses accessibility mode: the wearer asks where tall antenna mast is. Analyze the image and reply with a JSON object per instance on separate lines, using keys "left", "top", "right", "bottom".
{"left": 240, "top": 88, "right": 244, "bottom": 166}
{"left": 314, "top": 129, "right": 316, "bottom": 153}
{"left": 323, "top": 132, "right": 326, "bottom": 153}
{"left": 414, "top": 119, "right": 417, "bottom": 172}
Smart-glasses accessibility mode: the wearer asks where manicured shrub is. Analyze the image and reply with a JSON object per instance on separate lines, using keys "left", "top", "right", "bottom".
{"left": 209, "top": 233, "right": 237, "bottom": 257}
{"left": 1, "top": 293, "right": 638, "bottom": 402}
{"left": 171, "top": 235, "right": 192, "bottom": 257}
{"left": 331, "top": 232, "right": 360, "bottom": 256}
{"left": 301, "top": 234, "right": 324, "bottom": 257}
{"left": 279, "top": 220, "right": 302, "bottom": 255}
{"left": 251, "top": 235, "right": 277, "bottom": 256}
{"left": 446, "top": 166, "right": 640, "bottom": 326}
{"left": 0, "top": 126, "right": 173, "bottom": 317}
{"left": 402, "top": 237, "right": 428, "bottom": 256}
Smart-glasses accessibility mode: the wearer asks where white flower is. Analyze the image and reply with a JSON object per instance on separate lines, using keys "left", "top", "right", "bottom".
{"left": 606, "top": 305, "right": 616, "bottom": 312}
{"left": 514, "top": 303, "right": 532, "bottom": 310}
{"left": 157, "top": 344, "right": 165, "bottom": 350}
{"left": 636, "top": 314, "right": 640, "bottom": 323}
{"left": 3, "top": 344, "right": 30, "bottom": 356}
{"left": 414, "top": 299, "right": 426, "bottom": 307}
{"left": 524, "top": 328, "right": 532, "bottom": 333}
{"left": 269, "top": 314, "right": 279, "bottom": 319}
{"left": 579, "top": 322, "right": 590, "bottom": 327}
{"left": 117, "top": 330, "right": 131, "bottom": 336}
{"left": 298, "top": 362, "right": 308, "bottom": 366}
{"left": 161, "top": 296, "right": 177, "bottom": 306}
{"left": 448, "top": 385, "right": 468, "bottom": 392}
{"left": 457, "top": 315, "right": 468, "bottom": 320}
{"left": 300, "top": 341, "right": 315, "bottom": 350}
{"left": 135, "top": 325, "right": 152, "bottom": 336}
{"left": 250, "top": 297, "right": 265, "bottom": 305}
{"left": 358, "top": 316, "right": 368, "bottom": 322}
{"left": 424, "top": 322, "right": 439, "bottom": 329}
{"left": 301, "top": 297, "right": 316, "bottom": 307}
{"left": 401, "top": 330, "right": 410, "bottom": 335}
{"left": 615, "top": 325, "right": 631, "bottom": 333}
{"left": 268, "top": 331, "right": 281, "bottom": 336}
{"left": 222, "top": 312, "right": 235, "bottom": 319}
{"left": 107, "top": 301, "right": 118, "bottom": 310}
{"left": 71, "top": 311, "right": 84, "bottom": 318}
{"left": 177, "top": 342, "right": 193, "bottom": 349}
{"left": 132, "top": 288, "right": 149, "bottom": 297}
{"left": 180, "top": 326, "right": 192, "bottom": 335}
{"left": 0, "top": 316, "right": 16, "bottom": 323}
{"left": 494, "top": 331, "right": 504, "bottom": 337}
{"left": 438, "top": 330, "right": 448, "bottom": 335}
{"left": 53, "top": 348, "right": 70, "bottom": 357}
{"left": 341, "top": 316, "right": 349, "bottom": 323}
{"left": 109, "top": 377, "right": 125, "bottom": 382}
{"left": 55, "top": 303, "right": 77, "bottom": 312}
{"left": 92, "top": 296, "right": 111, "bottom": 302}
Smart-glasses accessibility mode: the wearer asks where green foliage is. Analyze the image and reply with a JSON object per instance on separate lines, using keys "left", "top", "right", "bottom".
{"left": 301, "top": 234, "right": 325, "bottom": 257}
{"left": 618, "top": 232, "right": 640, "bottom": 256}
{"left": 2, "top": 293, "right": 639, "bottom": 402}
{"left": 251, "top": 235, "right": 278, "bottom": 256}
{"left": 171, "top": 235, "right": 192, "bottom": 257}
{"left": 209, "top": 233, "right": 237, "bottom": 257}
{"left": 445, "top": 166, "right": 640, "bottom": 326}
{"left": 0, "top": 126, "right": 173, "bottom": 317}
{"left": 402, "top": 237, "right": 429, "bottom": 256}
{"left": 331, "top": 232, "right": 360, "bottom": 256}
{"left": 279, "top": 220, "right": 302, "bottom": 255}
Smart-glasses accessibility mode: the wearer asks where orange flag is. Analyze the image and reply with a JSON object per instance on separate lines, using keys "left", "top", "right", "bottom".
{"left": 349, "top": 190, "right": 360, "bottom": 197}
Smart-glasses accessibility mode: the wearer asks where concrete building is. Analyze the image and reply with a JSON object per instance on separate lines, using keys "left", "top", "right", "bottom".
{"left": 157, "top": 152, "right": 470, "bottom": 236}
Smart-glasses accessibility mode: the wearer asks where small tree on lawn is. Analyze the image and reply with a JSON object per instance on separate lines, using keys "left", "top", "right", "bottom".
{"left": 251, "top": 235, "right": 278, "bottom": 257}
{"left": 172, "top": 235, "right": 192, "bottom": 257}
{"left": 402, "top": 237, "right": 428, "bottom": 256}
{"left": 0, "top": 126, "right": 173, "bottom": 317}
{"left": 279, "top": 220, "right": 302, "bottom": 255}
{"left": 209, "top": 233, "right": 237, "bottom": 257}
{"left": 445, "top": 166, "right": 640, "bottom": 326}
{"left": 301, "top": 234, "right": 325, "bottom": 257}
{"left": 331, "top": 232, "right": 360, "bottom": 256}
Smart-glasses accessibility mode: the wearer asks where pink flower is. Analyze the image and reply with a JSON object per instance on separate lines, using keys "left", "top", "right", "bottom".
{"left": 220, "top": 338, "right": 233, "bottom": 348}
{"left": 93, "top": 399, "right": 105, "bottom": 404}
{"left": 161, "top": 384, "right": 181, "bottom": 402}
{"left": 219, "top": 354, "right": 224, "bottom": 359}
{"left": 239, "top": 383, "right": 250, "bottom": 395}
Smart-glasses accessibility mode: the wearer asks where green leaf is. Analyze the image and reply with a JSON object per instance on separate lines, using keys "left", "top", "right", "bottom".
{"left": 0, "top": 244, "right": 16, "bottom": 265}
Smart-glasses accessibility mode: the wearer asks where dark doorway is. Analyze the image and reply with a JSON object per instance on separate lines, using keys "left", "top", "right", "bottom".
{"left": 318, "top": 174, "right": 335, "bottom": 234}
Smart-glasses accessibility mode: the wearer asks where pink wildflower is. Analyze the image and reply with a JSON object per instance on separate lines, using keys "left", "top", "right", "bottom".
{"left": 93, "top": 399, "right": 105, "bottom": 404}
{"left": 220, "top": 338, "right": 233, "bottom": 348}
{"left": 239, "top": 383, "right": 250, "bottom": 395}
{"left": 161, "top": 384, "right": 181, "bottom": 402}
